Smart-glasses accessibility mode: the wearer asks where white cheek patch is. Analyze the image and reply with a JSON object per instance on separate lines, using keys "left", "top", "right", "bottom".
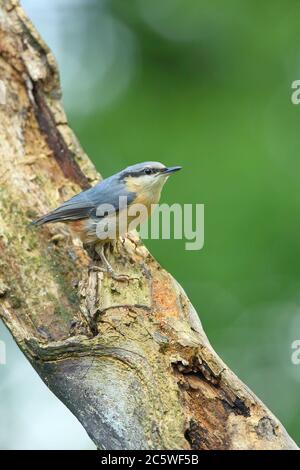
{"left": 137, "top": 175, "right": 154, "bottom": 187}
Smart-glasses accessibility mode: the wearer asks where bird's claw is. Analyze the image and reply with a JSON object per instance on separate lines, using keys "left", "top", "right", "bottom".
{"left": 110, "top": 272, "right": 137, "bottom": 282}
{"left": 88, "top": 264, "right": 138, "bottom": 282}
{"left": 88, "top": 265, "right": 106, "bottom": 274}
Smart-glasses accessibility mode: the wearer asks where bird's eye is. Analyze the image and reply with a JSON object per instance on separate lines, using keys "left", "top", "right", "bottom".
{"left": 144, "top": 168, "right": 152, "bottom": 175}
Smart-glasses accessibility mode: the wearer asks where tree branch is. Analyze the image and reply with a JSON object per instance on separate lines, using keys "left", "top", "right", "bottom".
{"left": 0, "top": 0, "right": 297, "bottom": 450}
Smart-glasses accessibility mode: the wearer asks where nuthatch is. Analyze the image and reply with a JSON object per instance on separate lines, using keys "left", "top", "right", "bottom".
{"left": 32, "top": 161, "right": 181, "bottom": 280}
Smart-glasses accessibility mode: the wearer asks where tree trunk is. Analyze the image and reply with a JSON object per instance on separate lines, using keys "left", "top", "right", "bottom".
{"left": 0, "top": 0, "right": 297, "bottom": 450}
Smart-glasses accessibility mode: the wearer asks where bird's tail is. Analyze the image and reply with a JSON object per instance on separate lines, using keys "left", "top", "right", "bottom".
{"left": 30, "top": 212, "right": 63, "bottom": 226}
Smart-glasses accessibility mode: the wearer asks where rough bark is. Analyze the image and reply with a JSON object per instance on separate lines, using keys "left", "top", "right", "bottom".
{"left": 0, "top": 0, "right": 297, "bottom": 450}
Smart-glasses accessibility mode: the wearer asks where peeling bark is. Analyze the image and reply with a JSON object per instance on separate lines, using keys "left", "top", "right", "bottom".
{"left": 0, "top": 0, "right": 298, "bottom": 450}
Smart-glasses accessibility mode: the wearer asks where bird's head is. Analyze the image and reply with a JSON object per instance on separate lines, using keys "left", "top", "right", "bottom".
{"left": 119, "top": 162, "right": 182, "bottom": 196}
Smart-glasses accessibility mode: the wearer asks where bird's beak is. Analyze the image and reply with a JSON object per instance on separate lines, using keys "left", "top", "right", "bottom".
{"left": 163, "top": 166, "right": 182, "bottom": 175}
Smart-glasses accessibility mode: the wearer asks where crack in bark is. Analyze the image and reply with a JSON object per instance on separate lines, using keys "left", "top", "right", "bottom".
{"left": 32, "top": 84, "right": 90, "bottom": 189}
{"left": 221, "top": 397, "right": 250, "bottom": 417}
{"left": 184, "top": 419, "right": 212, "bottom": 451}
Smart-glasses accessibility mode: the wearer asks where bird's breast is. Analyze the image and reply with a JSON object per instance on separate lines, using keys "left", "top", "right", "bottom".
{"left": 68, "top": 188, "right": 161, "bottom": 244}
{"left": 133, "top": 188, "right": 161, "bottom": 211}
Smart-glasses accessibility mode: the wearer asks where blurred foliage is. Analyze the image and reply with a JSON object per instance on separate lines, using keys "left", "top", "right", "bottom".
{"left": 70, "top": 0, "right": 300, "bottom": 443}
{"left": 3, "top": 0, "right": 300, "bottom": 447}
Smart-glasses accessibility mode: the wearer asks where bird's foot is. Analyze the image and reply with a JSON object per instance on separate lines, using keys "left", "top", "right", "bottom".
{"left": 88, "top": 264, "right": 106, "bottom": 274}
{"left": 89, "top": 264, "right": 138, "bottom": 283}
{"left": 91, "top": 243, "right": 139, "bottom": 282}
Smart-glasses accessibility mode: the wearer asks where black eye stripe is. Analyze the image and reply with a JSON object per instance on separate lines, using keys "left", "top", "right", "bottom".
{"left": 122, "top": 167, "right": 163, "bottom": 179}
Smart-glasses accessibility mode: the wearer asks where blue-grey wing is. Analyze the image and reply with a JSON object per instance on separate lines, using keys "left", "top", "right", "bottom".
{"left": 32, "top": 176, "right": 136, "bottom": 226}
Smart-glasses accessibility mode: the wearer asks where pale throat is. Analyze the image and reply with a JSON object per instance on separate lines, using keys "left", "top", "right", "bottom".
{"left": 125, "top": 176, "right": 167, "bottom": 208}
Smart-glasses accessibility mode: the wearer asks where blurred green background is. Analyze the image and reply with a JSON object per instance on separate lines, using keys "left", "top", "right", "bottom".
{"left": 1, "top": 0, "right": 300, "bottom": 449}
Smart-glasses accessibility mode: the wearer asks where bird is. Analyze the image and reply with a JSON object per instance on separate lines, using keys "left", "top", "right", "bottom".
{"left": 32, "top": 161, "right": 182, "bottom": 281}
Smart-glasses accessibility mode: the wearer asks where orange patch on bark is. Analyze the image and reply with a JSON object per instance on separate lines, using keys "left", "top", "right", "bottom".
{"left": 151, "top": 271, "right": 181, "bottom": 320}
